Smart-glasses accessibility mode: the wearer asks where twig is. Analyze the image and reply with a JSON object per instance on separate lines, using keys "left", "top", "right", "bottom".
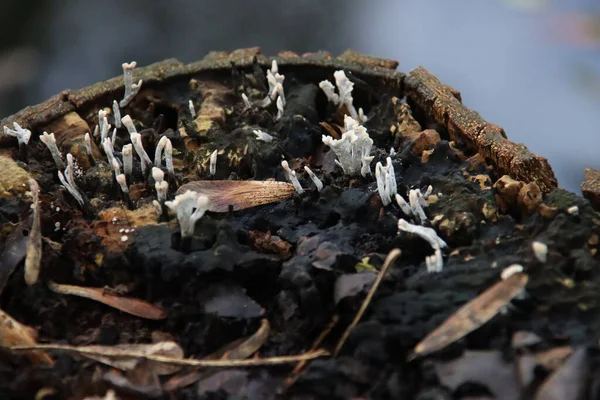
{"left": 10, "top": 344, "right": 329, "bottom": 368}
{"left": 333, "top": 248, "right": 401, "bottom": 356}
{"left": 283, "top": 314, "right": 339, "bottom": 390}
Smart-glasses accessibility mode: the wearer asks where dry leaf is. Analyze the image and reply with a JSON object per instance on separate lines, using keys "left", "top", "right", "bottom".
{"left": 0, "top": 308, "right": 53, "bottom": 366}
{"left": 535, "top": 348, "right": 587, "bottom": 400}
{"left": 410, "top": 273, "right": 528, "bottom": 359}
{"left": 47, "top": 281, "right": 167, "bottom": 320}
{"left": 177, "top": 180, "right": 296, "bottom": 212}
{"left": 0, "top": 220, "right": 29, "bottom": 295}
{"left": 11, "top": 343, "right": 328, "bottom": 369}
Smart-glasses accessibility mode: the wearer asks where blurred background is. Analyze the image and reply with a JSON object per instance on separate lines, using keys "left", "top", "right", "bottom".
{"left": 0, "top": 0, "right": 597, "bottom": 191}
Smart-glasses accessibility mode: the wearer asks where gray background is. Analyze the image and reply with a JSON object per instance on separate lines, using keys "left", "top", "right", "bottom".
{"left": 1, "top": 0, "right": 598, "bottom": 191}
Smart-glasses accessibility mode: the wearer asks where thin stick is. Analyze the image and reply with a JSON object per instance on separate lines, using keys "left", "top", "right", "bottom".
{"left": 10, "top": 344, "right": 329, "bottom": 368}
{"left": 333, "top": 248, "right": 401, "bottom": 356}
{"left": 283, "top": 314, "right": 339, "bottom": 390}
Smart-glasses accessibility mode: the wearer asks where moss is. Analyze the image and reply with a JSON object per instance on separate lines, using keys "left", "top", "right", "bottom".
{"left": 0, "top": 152, "right": 31, "bottom": 199}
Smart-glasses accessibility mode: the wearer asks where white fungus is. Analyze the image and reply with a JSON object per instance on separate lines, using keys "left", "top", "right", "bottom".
{"left": 397, "top": 219, "right": 447, "bottom": 273}
{"left": 209, "top": 149, "right": 218, "bottom": 176}
{"left": 501, "top": 264, "right": 524, "bottom": 280}
{"left": 567, "top": 205, "right": 579, "bottom": 216}
{"left": 252, "top": 129, "right": 274, "bottom": 142}
{"left": 39, "top": 131, "right": 64, "bottom": 169}
{"left": 121, "top": 235, "right": 129, "bottom": 242}
{"left": 304, "top": 166, "right": 323, "bottom": 192}
{"left": 112, "top": 100, "right": 122, "bottom": 128}
{"left": 532, "top": 241, "right": 548, "bottom": 263}
{"left": 260, "top": 60, "right": 286, "bottom": 111}
{"left": 395, "top": 194, "right": 413, "bottom": 216}
{"left": 122, "top": 144, "right": 133, "bottom": 176}
{"left": 3, "top": 122, "right": 31, "bottom": 145}
{"left": 276, "top": 96, "right": 284, "bottom": 120}
{"left": 164, "top": 139, "right": 175, "bottom": 176}
{"left": 121, "top": 115, "right": 137, "bottom": 135}
{"left": 241, "top": 93, "right": 252, "bottom": 110}
{"left": 282, "top": 160, "right": 304, "bottom": 194}
{"left": 322, "top": 115, "right": 373, "bottom": 177}
{"left": 102, "top": 137, "right": 118, "bottom": 167}
{"left": 188, "top": 100, "right": 196, "bottom": 118}
{"left": 165, "top": 191, "right": 211, "bottom": 239}
{"left": 116, "top": 174, "right": 129, "bottom": 193}
{"left": 155, "top": 180, "right": 169, "bottom": 203}
{"left": 319, "top": 70, "right": 364, "bottom": 122}
{"left": 409, "top": 189, "right": 427, "bottom": 224}
{"left": 154, "top": 136, "right": 168, "bottom": 167}
{"left": 98, "top": 110, "right": 111, "bottom": 144}
{"left": 152, "top": 166, "right": 165, "bottom": 183}
{"left": 375, "top": 157, "right": 396, "bottom": 206}
{"left": 84, "top": 133, "right": 93, "bottom": 156}
{"left": 120, "top": 61, "right": 142, "bottom": 107}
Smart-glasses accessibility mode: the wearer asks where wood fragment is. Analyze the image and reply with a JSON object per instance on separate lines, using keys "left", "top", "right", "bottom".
{"left": 11, "top": 344, "right": 329, "bottom": 368}
{"left": 177, "top": 180, "right": 296, "bottom": 212}
{"left": 404, "top": 67, "right": 557, "bottom": 192}
{"left": 24, "top": 179, "right": 42, "bottom": 286}
{"left": 410, "top": 273, "right": 528, "bottom": 360}
{"left": 0, "top": 308, "right": 53, "bottom": 366}
{"left": 334, "top": 249, "right": 401, "bottom": 356}
{"left": 47, "top": 281, "right": 167, "bottom": 320}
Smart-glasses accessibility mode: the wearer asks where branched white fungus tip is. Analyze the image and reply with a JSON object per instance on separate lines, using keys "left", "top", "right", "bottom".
{"left": 252, "top": 129, "right": 274, "bottom": 142}
{"left": 40, "top": 131, "right": 64, "bottom": 169}
{"left": 3, "top": 122, "right": 31, "bottom": 145}
{"left": 121, "top": 115, "right": 137, "bottom": 135}
{"left": 120, "top": 61, "right": 142, "bottom": 107}
{"left": 165, "top": 191, "right": 210, "bottom": 238}
{"left": 532, "top": 241, "right": 548, "bottom": 263}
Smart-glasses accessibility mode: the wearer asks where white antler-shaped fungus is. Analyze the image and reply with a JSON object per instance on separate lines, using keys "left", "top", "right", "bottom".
{"left": 375, "top": 157, "right": 396, "bottom": 206}
{"left": 319, "top": 70, "right": 366, "bottom": 122}
{"left": 39, "top": 131, "right": 65, "bottom": 169}
{"left": 3, "top": 122, "right": 31, "bottom": 145}
{"left": 398, "top": 219, "right": 447, "bottom": 273}
{"left": 165, "top": 191, "right": 210, "bottom": 239}
{"left": 120, "top": 61, "right": 142, "bottom": 107}
{"left": 322, "top": 115, "right": 373, "bottom": 177}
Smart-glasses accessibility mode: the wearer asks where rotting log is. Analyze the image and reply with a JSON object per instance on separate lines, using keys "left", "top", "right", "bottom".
{"left": 0, "top": 48, "right": 556, "bottom": 192}
{"left": 404, "top": 67, "right": 557, "bottom": 193}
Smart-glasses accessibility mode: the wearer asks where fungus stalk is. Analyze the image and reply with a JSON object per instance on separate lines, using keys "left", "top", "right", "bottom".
{"left": 58, "top": 154, "right": 85, "bottom": 208}
{"left": 241, "top": 93, "right": 252, "bottom": 110}
{"left": 120, "top": 61, "right": 142, "bottom": 107}
{"left": 116, "top": 173, "right": 134, "bottom": 209}
{"left": 24, "top": 179, "right": 42, "bottom": 286}
{"left": 209, "top": 149, "right": 217, "bottom": 176}
{"left": 122, "top": 144, "right": 133, "bottom": 177}
{"left": 40, "top": 131, "right": 65, "bottom": 169}
{"left": 304, "top": 166, "right": 323, "bottom": 192}
{"left": 398, "top": 219, "right": 447, "bottom": 273}
{"left": 282, "top": 160, "right": 304, "bottom": 194}
{"left": 152, "top": 167, "right": 169, "bottom": 217}
{"left": 165, "top": 191, "right": 210, "bottom": 251}
{"left": 164, "top": 139, "right": 175, "bottom": 176}
{"left": 375, "top": 157, "right": 396, "bottom": 206}
{"left": 84, "top": 132, "right": 96, "bottom": 165}
{"left": 154, "top": 136, "right": 168, "bottom": 167}
{"left": 112, "top": 100, "right": 122, "bottom": 128}
{"left": 98, "top": 110, "right": 111, "bottom": 144}
{"left": 259, "top": 60, "right": 286, "bottom": 116}
{"left": 188, "top": 100, "right": 196, "bottom": 118}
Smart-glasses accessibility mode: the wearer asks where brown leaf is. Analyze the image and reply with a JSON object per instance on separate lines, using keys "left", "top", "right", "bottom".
{"left": 410, "top": 273, "right": 528, "bottom": 359}
{"left": 47, "top": 281, "right": 167, "bottom": 320}
{"left": 177, "top": 180, "right": 296, "bottom": 212}
{"left": 0, "top": 219, "right": 30, "bottom": 295}
{"left": 248, "top": 231, "right": 292, "bottom": 259}
{"left": 0, "top": 308, "right": 53, "bottom": 366}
